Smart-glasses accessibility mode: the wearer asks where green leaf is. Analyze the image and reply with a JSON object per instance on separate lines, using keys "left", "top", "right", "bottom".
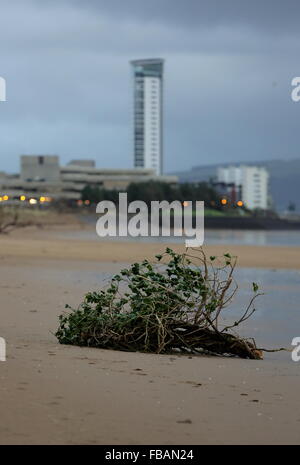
{"left": 252, "top": 282, "right": 259, "bottom": 293}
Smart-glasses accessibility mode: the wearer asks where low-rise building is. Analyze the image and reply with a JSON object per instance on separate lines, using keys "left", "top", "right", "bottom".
{"left": 0, "top": 155, "right": 178, "bottom": 202}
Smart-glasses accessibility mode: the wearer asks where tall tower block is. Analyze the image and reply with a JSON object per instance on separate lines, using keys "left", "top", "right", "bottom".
{"left": 131, "top": 58, "right": 164, "bottom": 176}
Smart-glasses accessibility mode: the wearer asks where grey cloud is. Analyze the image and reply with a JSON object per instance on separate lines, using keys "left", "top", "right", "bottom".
{"left": 61, "top": 0, "right": 300, "bottom": 34}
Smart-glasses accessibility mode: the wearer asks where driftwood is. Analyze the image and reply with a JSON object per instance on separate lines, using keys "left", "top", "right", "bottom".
{"left": 69, "top": 321, "right": 263, "bottom": 360}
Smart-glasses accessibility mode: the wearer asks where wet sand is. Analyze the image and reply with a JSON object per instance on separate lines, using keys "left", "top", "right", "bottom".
{"left": 0, "top": 227, "right": 300, "bottom": 444}
{"left": 2, "top": 224, "right": 300, "bottom": 269}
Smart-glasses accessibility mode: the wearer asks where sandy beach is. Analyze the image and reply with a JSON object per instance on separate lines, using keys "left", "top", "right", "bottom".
{"left": 2, "top": 223, "right": 300, "bottom": 269}
{"left": 0, "top": 225, "right": 300, "bottom": 444}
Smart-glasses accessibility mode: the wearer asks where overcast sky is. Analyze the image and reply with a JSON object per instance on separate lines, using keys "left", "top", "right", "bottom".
{"left": 1, "top": 0, "right": 300, "bottom": 173}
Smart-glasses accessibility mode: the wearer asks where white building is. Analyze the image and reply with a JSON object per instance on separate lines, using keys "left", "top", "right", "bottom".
{"left": 217, "top": 165, "right": 269, "bottom": 210}
{"left": 131, "top": 58, "right": 164, "bottom": 176}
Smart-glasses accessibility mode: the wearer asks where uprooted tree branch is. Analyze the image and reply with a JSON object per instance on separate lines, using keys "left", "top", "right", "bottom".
{"left": 56, "top": 247, "right": 283, "bottom": 359}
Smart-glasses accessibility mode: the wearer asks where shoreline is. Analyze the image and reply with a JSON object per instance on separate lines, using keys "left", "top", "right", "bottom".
{"left": 1, "top": 225, "right": 300, "bottom": 269}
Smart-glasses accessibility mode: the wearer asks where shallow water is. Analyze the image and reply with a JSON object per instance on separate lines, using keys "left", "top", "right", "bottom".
{"left": 204, "top": 229, "right": 300, "bottom": 247}
{"left": 57, "top": 227, "right": 300, "bottom": 247}
{"left": 222, "top": 268, "right": 300, "bottom": 360}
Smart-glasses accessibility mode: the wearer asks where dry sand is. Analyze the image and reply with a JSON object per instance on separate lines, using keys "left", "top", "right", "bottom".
{"left": 0, "top": 227, "right": 300, "bottom": 444}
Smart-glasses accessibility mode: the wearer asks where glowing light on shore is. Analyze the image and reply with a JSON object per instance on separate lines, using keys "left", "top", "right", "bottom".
{"left": 20, "top": 195, "right": 26, "bottom": 201}
{"left": 39, "top": 196, "right": 46, "bottom": 203}
{"left": 29, "top": 198, "right": 37, "bottom": 205}
{"left": 237, "top": 200, "right": 243, "bottom": 207}
{"left": 3, "top": 195, "right": 9, "bottom": 201}
{"left": 221, "top": 198, "right": 227, "bottom": 205}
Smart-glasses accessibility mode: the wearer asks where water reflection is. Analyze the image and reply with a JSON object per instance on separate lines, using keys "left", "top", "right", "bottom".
{"left": 57, "top": 227, "right": 300, "bottom": 247}
{"left": 224, "top": 268, "right": 300, "bottom": 362}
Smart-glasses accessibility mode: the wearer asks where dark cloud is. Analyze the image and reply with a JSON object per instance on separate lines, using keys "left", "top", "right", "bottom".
{"left": 0, "top": 0, "right": 300, "bottom": 173}
{"left": 59, "top": 0, "right": 300, "bottom": 34}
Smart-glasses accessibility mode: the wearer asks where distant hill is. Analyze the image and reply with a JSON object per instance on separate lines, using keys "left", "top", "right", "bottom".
{"left": 169, "top": 159, "right": 300, "bottom": 212}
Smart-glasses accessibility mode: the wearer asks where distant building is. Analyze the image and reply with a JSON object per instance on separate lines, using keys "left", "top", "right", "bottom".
{"left": 216, "top": 165, "right": 269, "bottom": 210}
{"left": 68, "top": 159, "right": 95, "bottom": 168}
{"left": 21, "top": 155, "right": 60, "bottom": 182}
{"left": 0, "top": 155, "right": 177, "bottom": 202}
{"left": 131, "top": 58, "right": 164, "bottom": 176}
